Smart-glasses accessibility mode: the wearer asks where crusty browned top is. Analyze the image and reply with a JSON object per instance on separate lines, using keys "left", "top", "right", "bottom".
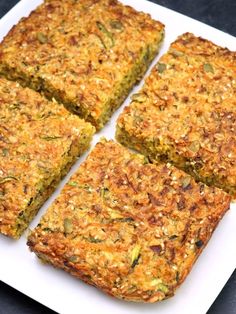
{"left": 0, "top": 0, "right": 164, "bottom": 123}
{"left": 28, "top": 139, "right": 230, "bottom": 302}
{"left": 0, "top": 77, "right": 94, "bottom": 236}
{"left": 117, "top": 32, "right": 236, "bottom": 192}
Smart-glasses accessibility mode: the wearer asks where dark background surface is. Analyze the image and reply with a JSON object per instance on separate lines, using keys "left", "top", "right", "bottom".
{"left": 0, "top": 0, "right": 235, "bottom": 313}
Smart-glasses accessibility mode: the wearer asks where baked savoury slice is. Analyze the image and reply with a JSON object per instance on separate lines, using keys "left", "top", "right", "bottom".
{"left": 28, "top": 139, "right": 230, "bottom": 302}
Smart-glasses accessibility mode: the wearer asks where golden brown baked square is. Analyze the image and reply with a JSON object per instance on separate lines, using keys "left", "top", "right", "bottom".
{"left": 0, "top": 0, "right": 164, "bottom": 130}
{"left": 28, "top": 139, "right": 230, "bottom": 302}
{"left": 116, "top": 33, "right": 236, "bottom": 196}
{"left": 0, "top": 77, "right": 94, "bottom": 238}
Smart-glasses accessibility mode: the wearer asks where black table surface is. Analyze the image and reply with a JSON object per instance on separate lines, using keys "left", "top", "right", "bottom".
{"left": 0, "top": 0, "right": 235, "bottom": 313}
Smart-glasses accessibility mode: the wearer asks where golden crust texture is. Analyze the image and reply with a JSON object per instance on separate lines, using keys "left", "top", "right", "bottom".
{"left": 27, "top": 139, "right": 230, "bottom": 302}
{"left": 0, "top": 0, "right": 164, "bottom": 130}
{"left": 116, "top": 32, "right": 236, "bottom": 196}
{"left": 0, "top": 77, "right": 95, "bottom": 239}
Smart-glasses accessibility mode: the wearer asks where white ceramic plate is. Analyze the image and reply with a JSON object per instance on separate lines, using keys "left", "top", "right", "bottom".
{"left": 0, "top": 1, "right": 235, "bottom": 314}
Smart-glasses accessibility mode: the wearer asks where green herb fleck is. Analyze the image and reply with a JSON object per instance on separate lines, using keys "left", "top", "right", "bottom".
{"left": 9, "top": 102, "right": 21, "bottom": 110}
{"left": 96, "top": 21, "right": 114, "bottom": 48}
{"left": 143, "top": 45, "right": 150, "bottom": 65}
{"left": 157, "top": 63, "right": 166, "bottom": 73}
{"left": 68, "top": 255, "right": 78, "bottom": 263}
{"left": 40, "top": 136, "right": 62, "bottom": 141}
{"left": 0, "top": 176, "right": 18, "bottom": 184}
{"left": 27, "top": 197, "right": 33, "bottom": 206}
{"left": 96, "top": 21, "right": 109, "bottom": 34}
{"left": 68, "top": 181, "right": 78, "bottom": 187}
{"left": 100, "top": 187, "right": 109, "bottom": 198}
{"left": 181, "top": 176, "right": 191, "bottom": 189}
{"left": 112, "top": 217, "right": 134, "bottom": 223}
{"left": 203, "top": 63, "right": 214, "bottom": 73}
{"left": 64, "top": 218, "right": 73, "bottom": 234}
{"left": 36, "top": 112, "right": 55, "bottom": 120}
{"left": 143, "top": 156, "right": 149, "bottom": 165}
{"left": 88, "top": 237, "right": 103, "bottom": 243}
{"left": 42, "top": 227, "right": 52, "bottom": 232}
{"left": 170, "top": 49, "right": 184, "bottom": 57}
{"left": 151, "top": 279, "right": 160, "bottom": 286}
{"left": 157, "top": 283, "right": 169, "bottom": 294}
{"left": 131, "top": 93, "right": 147, "bottom": 103}
{"left": 2, "top": 148, "right": 8, "bottom": 157}
{"left": 176, "top": 271, "right": 180, "bottom": 282}
{"left": 131, "top": 244, "right": 141, "bottom": 268}
{"left": 37, "top": 32, "right": 48, "bottom": 44}
{"left": 131, "top": 255, "right": 141, "bottom": 268}
{"left": 109, "top": 20, "right": 124, "bottom": 30}
{"left": 81, "top": 184, "right": 92, "bottom": 191}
